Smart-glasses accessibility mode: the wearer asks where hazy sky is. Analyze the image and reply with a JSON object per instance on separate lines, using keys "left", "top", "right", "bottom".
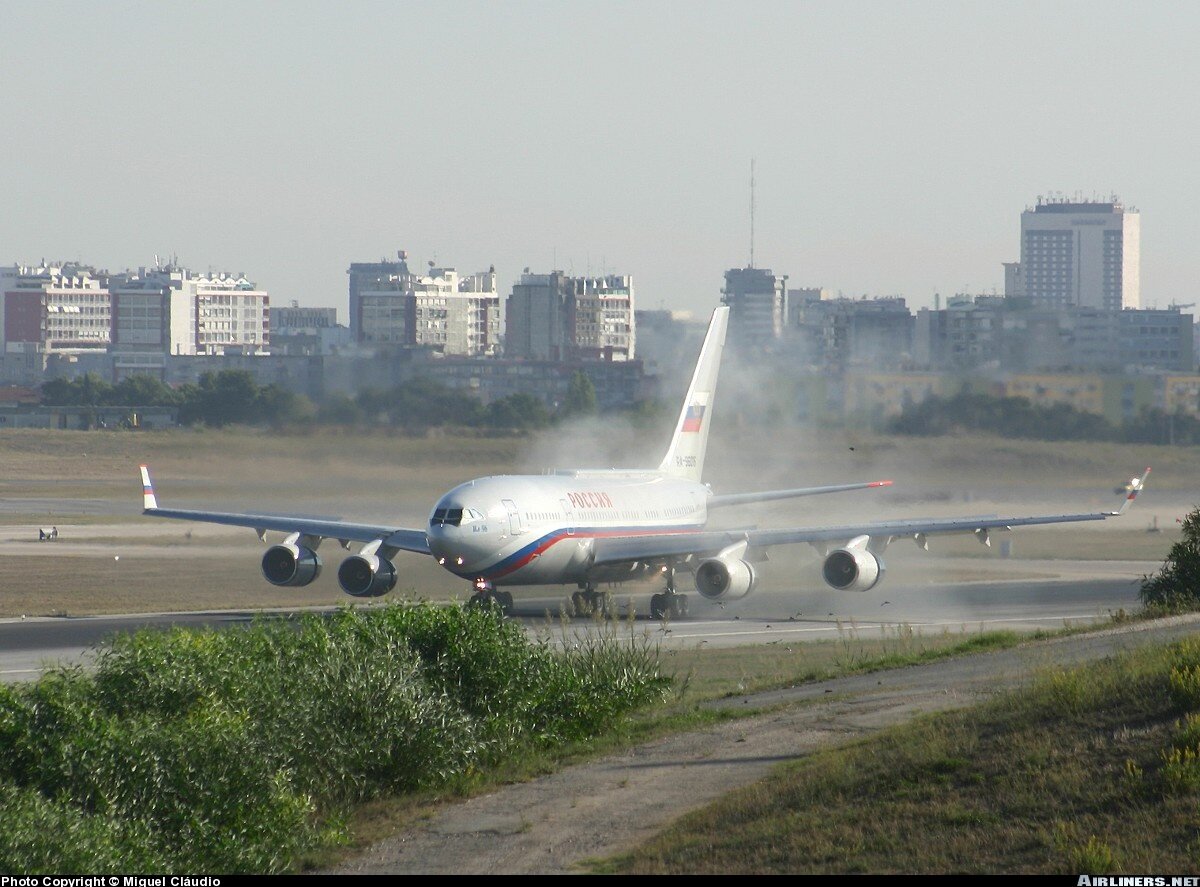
{"left": 3, "top": 1, "right": 1198, "bottom": 315}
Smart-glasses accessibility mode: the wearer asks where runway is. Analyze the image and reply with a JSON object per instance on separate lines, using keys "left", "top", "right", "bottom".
{"left": 0, "top": 558, "right": 1151, "bottom": 682}
{"left": 515, "top": 557, "right": 1148, "bottom": 648}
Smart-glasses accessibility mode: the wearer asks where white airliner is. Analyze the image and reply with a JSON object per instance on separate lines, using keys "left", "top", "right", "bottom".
{"left": 140, "top": 306, "right": 1149, "bottom": 619}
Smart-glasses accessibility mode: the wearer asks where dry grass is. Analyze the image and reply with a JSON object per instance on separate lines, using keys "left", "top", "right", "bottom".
{"left": 600, "top": 643, "right": 1195, "bottom": 874}
{"left": 661, "top": 625, "right": 1024, "bottom": 702}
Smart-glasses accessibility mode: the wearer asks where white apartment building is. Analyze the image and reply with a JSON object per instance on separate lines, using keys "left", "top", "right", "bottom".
{"left": 505, "top": 272, "right": 636, "bottom": 361}
{"left": 1, "top": 263, "right": 112, "bottom": 354}
{"left": 193, "top": 274, "right": 269, "bottom": 355}
{"left": 107, "top": 265, "right": 269, "bottom": 381}
{"left": 354, "top": 261, "right": 500, "bottom": 357}
{"left": 109, "top": 265, "right": 196, "bottom": 357}
{"left": 1018, "top": 196, "right": 1141, "bottom": 310}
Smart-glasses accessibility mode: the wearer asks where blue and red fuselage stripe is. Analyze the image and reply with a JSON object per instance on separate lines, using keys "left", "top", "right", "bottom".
{"left": 450, "top": 523, "right": 705, "bottom": 581}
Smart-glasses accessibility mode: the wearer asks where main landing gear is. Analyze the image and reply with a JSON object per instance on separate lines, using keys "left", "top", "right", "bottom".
{"left": 571, "top": 583, "right": 614, "bottom": 618}
{"left": 649, "top": 562, "right": 689, "bottom": 620}
{"left": 466, "top": 580, "right": 514, "bottom": 616}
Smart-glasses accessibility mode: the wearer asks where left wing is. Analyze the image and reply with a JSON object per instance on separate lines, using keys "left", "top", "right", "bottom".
{"left": 593, "top": 468, "right": 1150, "bottom": 567}
{"left": 139, "top": 465, "right": 430, "bottom": 554}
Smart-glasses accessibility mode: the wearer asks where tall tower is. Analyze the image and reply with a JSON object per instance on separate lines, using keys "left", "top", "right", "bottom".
{"left": 1019, "top": 196, "right": 1140, "bottom": 310}
{"left": 721, "top": 267, "right": 786, "bottom": 352}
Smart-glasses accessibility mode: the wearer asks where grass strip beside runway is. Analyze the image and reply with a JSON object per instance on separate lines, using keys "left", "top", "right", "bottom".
{"left": 601, "top": 635, "right": 1200, "bottom": 873}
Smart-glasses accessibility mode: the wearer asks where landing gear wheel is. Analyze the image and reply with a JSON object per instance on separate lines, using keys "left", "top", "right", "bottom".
{"left": 587, "top": 590, "right": 613, "bottom": 619}
{"left": 571, "top": 590, "right": 591, "bottom": 617}
{"left": 466, "top": 591, "right": 489, "bottom": 611}
{"left": 669, "top": 594, "right": 689, "bottom": 620}
{"left": 496, "top": 590, "right": 514, "bottom": 616}
{"left": 650, "top": 593, "right": 668, "bottom": 620}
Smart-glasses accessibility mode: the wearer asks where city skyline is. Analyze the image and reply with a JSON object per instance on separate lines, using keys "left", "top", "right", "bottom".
{"left": 3, "top": 2, "right": 1198, "bottom": 314}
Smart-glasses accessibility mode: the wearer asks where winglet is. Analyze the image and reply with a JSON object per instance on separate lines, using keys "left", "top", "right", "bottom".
{"left": 1114, "top": 467, "right": 1151, "bottom": 515}
{"left": 140, "top": 464, "right": 158, "bottom": 511}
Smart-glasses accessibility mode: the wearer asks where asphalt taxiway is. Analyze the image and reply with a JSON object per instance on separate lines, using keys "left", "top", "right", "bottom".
{"left": 0, "top": 557, "right": 1151, "bottom": 681}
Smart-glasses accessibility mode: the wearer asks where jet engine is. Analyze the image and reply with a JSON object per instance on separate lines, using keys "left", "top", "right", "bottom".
{"left": 261, "top": 543, "right": 322, "bottom": 587}
{"left": 821, "top": 547, "right": 884, "bottom": 591}
{"left": 337, "top": 553, "right": 398, "bottom": 598}
{"left": 694, "top": 555, "right": 758, "bottom": 601}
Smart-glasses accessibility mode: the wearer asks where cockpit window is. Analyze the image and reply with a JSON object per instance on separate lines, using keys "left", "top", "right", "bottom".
{"left": 430, "top": 507, "right": 464, "bottom": 527}
{"left": 431, "top": 506, "right": 478, "bottom": 527}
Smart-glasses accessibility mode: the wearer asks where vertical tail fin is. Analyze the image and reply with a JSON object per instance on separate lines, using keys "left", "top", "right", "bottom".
{"left": 140, "top": 464, "right": 158, "bottom": 511}
{"left": 658, "top": 306, "right": 728, "bottom": 482}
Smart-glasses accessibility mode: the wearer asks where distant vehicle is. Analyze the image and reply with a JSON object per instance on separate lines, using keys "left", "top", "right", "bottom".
{"left": 38, "top": 527, "right": 58, "bottom": 541}
{"left": 139, "top": 307, "right": 1149, "bottom": 618}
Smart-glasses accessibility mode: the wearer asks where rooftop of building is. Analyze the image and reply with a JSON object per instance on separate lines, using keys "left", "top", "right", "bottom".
{"left": 1027, "top": 195, "right": 1135, "bottom": 214}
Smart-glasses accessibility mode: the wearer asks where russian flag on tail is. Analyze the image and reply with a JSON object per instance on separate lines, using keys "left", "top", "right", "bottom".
{"left": 682, "top": 404, "right": 705, "bottom": 433}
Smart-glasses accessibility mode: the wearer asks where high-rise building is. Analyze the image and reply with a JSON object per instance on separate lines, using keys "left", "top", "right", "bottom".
{"left": 721, "top": 267, "right": 787, "bottom": 351}
{"left": 2, "top": 262, "right": 112, "bottom": 355}
{"left": 505, "top": 272, "right": 635, "bottom": 361}
{"left": 1018, "top": 196, "right": 1140, "bottom": 310}
{"left": 351, "top": 255, "right": 500, "bottom": 357}
{"left": 192, "top": 273, "right": 270, "bottom": 356}
{"left": 109, "top": 266, "right": 269, "bottom": 358}
{"left": 347, "top": 251, "right": 412, "bottom": 343}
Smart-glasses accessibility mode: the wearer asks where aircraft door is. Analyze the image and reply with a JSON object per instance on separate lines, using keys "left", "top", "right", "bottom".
{"left": 560, "top": 499, "right": 575, "bottom": 536}
{"left": 502, "top": 499, "right": 523, "bottom": 535}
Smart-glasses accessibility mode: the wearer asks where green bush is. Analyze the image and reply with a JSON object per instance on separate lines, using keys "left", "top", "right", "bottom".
{"left": 1141, "top": 509, "right": 1200, "bottom": 611}
{"left": 0, "top": 604, "right": 668, "bottom": 873}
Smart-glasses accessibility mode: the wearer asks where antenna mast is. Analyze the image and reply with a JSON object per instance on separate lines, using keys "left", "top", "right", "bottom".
{"left": 749, "top": 158, "right": 756, "bottom": 269}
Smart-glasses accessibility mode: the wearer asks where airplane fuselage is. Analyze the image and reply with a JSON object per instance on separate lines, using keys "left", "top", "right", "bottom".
{"left": 426, "top": 471, "right": 709, "bottom": 586}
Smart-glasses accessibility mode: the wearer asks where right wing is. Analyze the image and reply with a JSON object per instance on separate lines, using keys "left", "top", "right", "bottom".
{"left": 592, "top": 468, "right": 1150, "bottom": 567}
{"left": 140, "top": 465, "right": 430, "bottom": 554}
{"left": 708, "top": 479, "right": 892, "bottom": 508}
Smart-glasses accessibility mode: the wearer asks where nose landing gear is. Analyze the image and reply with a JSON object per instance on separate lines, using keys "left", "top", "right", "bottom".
{"left": 466, "top": 579, "right": 514, "bottom": 616}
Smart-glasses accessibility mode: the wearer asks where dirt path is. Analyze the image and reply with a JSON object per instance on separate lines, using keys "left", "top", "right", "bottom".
{"left": 326, "top": 614, "right": 1200, "bottom": 875}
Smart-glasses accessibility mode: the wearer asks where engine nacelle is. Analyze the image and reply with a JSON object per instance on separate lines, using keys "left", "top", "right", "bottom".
{"left": 261, "top": 544, "right": 322, "bottom": 587}
{"left": 337, "top": 554, "right": 398, "bottom": 598}
{"left": 822, "top": 548, "right": 884, "bottom": 591}
{"left": 694, "top": 556, "right": 758, "bottom": 601}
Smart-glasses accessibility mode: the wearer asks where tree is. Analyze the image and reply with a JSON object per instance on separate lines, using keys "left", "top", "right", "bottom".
{"left": 559, "top": 371, "right": 597, "bottom": 419}
{"left": 257, "top": 385, "right": 316, "bottom": 427}
{"left": 184, "top": 370, "right": 260, "bottom": 427}
{"left": 485, "top": 393, "right": 550, "bottom": 431}
{"left": 41, "top": 377, "right": 80, "bottom": 406}
{"left": 76, "top": 372, "right": 110, "bottom": 407}
{"left": 318, "top": 393, "right": 364, "bottom": 426}
{"left": 1141, "top": 508, "right": 1200, "bottom": 611}
{"left": 110, "top": 373, "right": 178, "bottom": 406}
{"left": 354, "top": 379, "right": 485, "bottom": 430}
{"left": 40, "top": 373, "right": 113, "bottom": 407}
